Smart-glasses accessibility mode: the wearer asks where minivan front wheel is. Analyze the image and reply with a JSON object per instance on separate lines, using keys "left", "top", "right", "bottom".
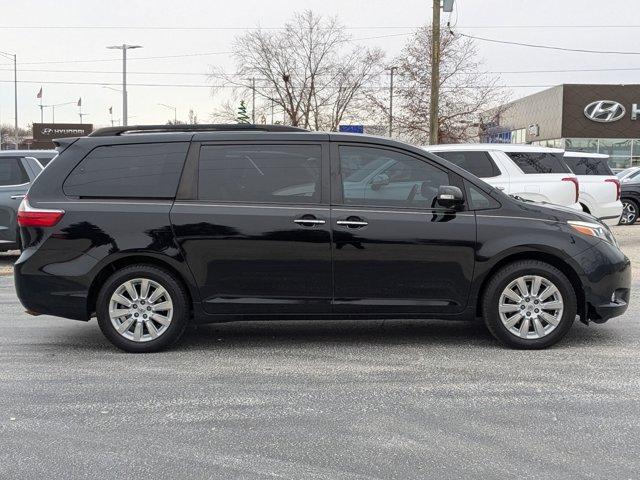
{"left": 482, "top": 260, "right": 577, "bottom": 349}
{"left": 96, "top": 265, "right": 189, "bottom": 352}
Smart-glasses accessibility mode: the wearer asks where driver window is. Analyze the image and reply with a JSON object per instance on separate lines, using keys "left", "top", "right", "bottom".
{"left": 339, "top": 146, "right": 451, "bottom": 208}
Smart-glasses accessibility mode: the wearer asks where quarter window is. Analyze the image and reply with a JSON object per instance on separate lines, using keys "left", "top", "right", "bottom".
{"left": 197, "top": 144, "right": 322, "bottom": 203}
{"left": 339, "top": 146, "right": 451, "bottom": 208}
{"left": 564, "top": 157, "right": 613, "bottom": 176}
{"left": 0, "top": 158, "right": 29, "bottom": 186}
{"left": 64, "top": 143, "right": 189, "bottom": 198}
{"left": 435, "top": 151, "right": 500, "bottom": 178}
{"left": 506, "top": 152, "right": 572, "bottom": 174}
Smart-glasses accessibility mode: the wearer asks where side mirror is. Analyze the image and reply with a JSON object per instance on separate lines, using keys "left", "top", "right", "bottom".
{"left": 436, "top": 185, "right": 464, "bottom": 209}
{"left": 370, "top": 173, "right": 390, "bottom": 191}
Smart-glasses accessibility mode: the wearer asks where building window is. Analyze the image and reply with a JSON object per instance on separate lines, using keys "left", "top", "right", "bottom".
{"left": 564, "top": 138, "right": 598, "bottom": 154}
{"left": 510, "top": 128, "right": 526, "bottom": 144}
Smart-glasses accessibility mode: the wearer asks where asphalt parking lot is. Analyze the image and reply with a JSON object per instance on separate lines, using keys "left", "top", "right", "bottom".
{"left": 1, "top": 226, "right": 639, "bottom": 479}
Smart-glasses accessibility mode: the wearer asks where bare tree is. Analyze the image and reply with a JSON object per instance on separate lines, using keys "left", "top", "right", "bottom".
{"left": 0, "top": 124, "right": 30, "bottom": 148}
{"left": 210, "top": 10, "right": 385, "bottom": 131}
{"left": 370, "top": 27, "right": 508, "bottom": 144}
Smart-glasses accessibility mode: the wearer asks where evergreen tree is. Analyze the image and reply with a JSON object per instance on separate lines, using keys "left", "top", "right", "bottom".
{"left": 237, "top": 101, "right": 250, "bottom": 124}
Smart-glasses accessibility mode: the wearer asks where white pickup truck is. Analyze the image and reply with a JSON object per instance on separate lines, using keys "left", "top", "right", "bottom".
{"left": 563, "top": 152, "right": 622, "bottom": 225}
{"left": 423, "top": 144, "right": 581, "bottom": 211}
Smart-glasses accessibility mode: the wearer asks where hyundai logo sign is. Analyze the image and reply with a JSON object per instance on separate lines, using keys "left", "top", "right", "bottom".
{"left": 584, "top": 100, "right": 626, "bottom": 123}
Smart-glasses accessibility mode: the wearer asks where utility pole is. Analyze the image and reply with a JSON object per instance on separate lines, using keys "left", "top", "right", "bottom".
{"left": 388, "top": 66, "right": 397, "bottom": 138}
{"left": 106, "top": 44, "right": 142, "bottom": 127}
{"left": 429, "top": 0, "right": 441, "bottom": 145}
{"left": 252, "top": 77, "right": 256, "bottom": 123}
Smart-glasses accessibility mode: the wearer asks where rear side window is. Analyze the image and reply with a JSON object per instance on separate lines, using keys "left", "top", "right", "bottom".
{"left": 506, "top": 152, "right": 572, "bottom": 174}
{"left": 35, "top": 154, "right": 57, "bottom": 167}
{"left": 64, "top": 143, "right": 189, "bottom": 198}
{"left": 564, "top": 156, "right": 613, "bottom": 176}
{"left": 0, "top": 158, "right": 29, "bottom": 186}
{"left": 197, "top": 144, "right": 321, "bottom": 203}
{"left": 435, "top": 151, "right": 500, "bottom": 178}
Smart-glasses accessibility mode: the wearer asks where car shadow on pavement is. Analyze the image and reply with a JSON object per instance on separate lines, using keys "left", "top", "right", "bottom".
{"left": 27, "top": 317, "right": 628, "bottom": 353}
{"left": 168, "top": 317, "right": 625, "bottom": 352}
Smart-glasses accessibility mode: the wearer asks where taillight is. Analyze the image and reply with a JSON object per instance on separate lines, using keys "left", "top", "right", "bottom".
{"left": 605, "top": 178, "right": 621, "bottom": 201}
{"left": 562, "top": 177, "right": 579, "bottom": 203}
{"left": 17, "top": 197, "right": 65, "bottom": 227}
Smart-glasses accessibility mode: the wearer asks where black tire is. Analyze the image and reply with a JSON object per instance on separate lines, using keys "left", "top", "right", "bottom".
{"left": 619, "top": 198, "right": 639, "bottom": 225}
{"left": 482, "top": 260, "right": 577, "bottom": 349}
{"left": 96, "top": 264, "right": 189, "bottom": 353}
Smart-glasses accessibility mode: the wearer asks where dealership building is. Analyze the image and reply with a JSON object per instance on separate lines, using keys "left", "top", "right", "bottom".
{"left": 480, "top": 84, "right": 640, "bottom": 168}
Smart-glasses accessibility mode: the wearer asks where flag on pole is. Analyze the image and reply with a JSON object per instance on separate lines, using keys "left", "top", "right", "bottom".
{"left": 36, "top": 87, "right": 42, "bottom": 99}
{"left": 109, "top": 106, "right": 113, "bottom": 114}
{"left": 77, "top": 97, "right": 82, "bottom": 107}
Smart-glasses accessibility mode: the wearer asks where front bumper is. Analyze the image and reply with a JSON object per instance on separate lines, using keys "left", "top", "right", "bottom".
{"left": 572, "top": 240, "right": 631, "bottom": 323}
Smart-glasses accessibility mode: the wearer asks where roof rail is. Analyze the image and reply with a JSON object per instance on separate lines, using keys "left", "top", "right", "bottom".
{"left": 88, "top": 124, "right": 308, "bottom": 137}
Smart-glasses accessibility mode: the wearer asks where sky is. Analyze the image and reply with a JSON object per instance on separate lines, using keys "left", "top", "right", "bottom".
{"left": 2, "top": 0, "right": 640, "bottom": 129}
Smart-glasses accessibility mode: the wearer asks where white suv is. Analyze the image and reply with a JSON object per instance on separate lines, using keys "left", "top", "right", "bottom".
{"left": 422, "top": 144, "right": 581, "bottom": 210}
{"left": 563, "top": 152, "right": 622, "bottom": 225}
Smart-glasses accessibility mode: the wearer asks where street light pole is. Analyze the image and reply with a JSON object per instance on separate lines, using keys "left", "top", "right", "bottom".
{"left": 388, "top": 66, "right": 397, "bottom": 138}
{"left": 42, "top": 101, "right": 75, "bottom": 124}
{"left": 158, "top": 103, "right": 177, "bottom": 123}
{"left": 429, "top": 0, "right": 441, "bottom": 145}
{"left": 246, "top": 77, "right": 256, "bottom": 123}
{"left": 106, "top": 44, "right": 142, "bottom": 127}
{"left": 0, "top": 51, "right": 18, "bottom": 147}
{"left": 13, "top": 54, "right": 18, "bottom": 147}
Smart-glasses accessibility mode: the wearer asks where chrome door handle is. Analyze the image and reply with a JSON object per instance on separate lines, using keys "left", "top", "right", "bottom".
{"left": 336, "top": 220, "right": 368, "bottom": 227}
{"left": 10, "top": 195, "right": 25, "bottom": 200}
{"left": 294, "top": 219, "right": 326, "bottom": 225}
{"left": 294, "top": 215, "right": 326, "bottom": 227}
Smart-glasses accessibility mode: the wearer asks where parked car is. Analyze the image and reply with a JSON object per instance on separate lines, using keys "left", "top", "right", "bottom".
{"left": 620, "top": 181, "right": 640, "bottom": 225}
{"left": 0, "top": 152, "right": 43, "bottom": 252}
{"left": 422, "top": 144, "right": 581, "bottom": 211}
{"left": 17, "top": 149, "right": 58, "bottom": 167}
{"left": 15, "top": 125, "right": 630, "bottom": 352}
{"left": 563, "top": 152, "right": 622, "bottom": 225}
{"left": 617, "top": 166, "right": 640, "bottom": 183}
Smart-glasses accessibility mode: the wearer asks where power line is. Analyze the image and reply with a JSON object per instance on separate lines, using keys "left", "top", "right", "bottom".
{"left": 4, "top": 65, "right": 640, "bottom": 77}
{"left": 0, "top": 79, "right": 555, "bottom": 89}
{"left": 0, "top": 50, "right": 233, "bottom": 66}
{"left": 0, "top": 31, "right": 406, "bottom": 67}
{"left": 0, "top": 25, "right": 422, "bottom": 31}
{"left": 3, "top": 24, "right": 640, "bottom": 30}
{"left": 456, "top": 31, "right": 640, "bottom": 55}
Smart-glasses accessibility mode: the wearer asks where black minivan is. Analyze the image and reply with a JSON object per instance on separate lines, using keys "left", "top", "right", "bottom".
{"left": 14, "top": 125, "right": 631, "bottom": 352}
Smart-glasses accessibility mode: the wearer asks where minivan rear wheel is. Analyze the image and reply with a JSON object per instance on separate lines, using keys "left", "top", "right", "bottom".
{"left": 482, "top": 260, "right": 576, "bottom": 349}
{"left": 96, "top": 264, "right": 189, "bottom": 353}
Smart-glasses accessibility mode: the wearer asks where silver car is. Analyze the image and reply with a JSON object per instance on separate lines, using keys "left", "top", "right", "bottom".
{"left": 0, "top": 151, "right": 48, "bottom": 251}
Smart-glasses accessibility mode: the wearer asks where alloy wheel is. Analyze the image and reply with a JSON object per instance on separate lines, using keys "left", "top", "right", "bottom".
{"left": 108, "top": 278, "right": 173, "bottom": 342}
{"left": 498, "top": 275, "right": 564, "bottom": 340}
{"left": 620, "top": 201, "right": 638, "bottom": 224}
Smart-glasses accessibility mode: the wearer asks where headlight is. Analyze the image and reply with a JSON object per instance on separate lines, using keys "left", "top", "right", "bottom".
{"left": 568, "top": 220, "right": 618, "bottom": 247}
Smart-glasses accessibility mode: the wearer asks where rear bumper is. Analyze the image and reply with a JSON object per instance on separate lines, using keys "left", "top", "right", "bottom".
{"left": 595, "top": 200, "right": 623, "bottom": 226}
{"left": 14, "top": 247, "right": 97, "bottom": 321}
{"left": 572, "top": 241, "right": 631, "bottom": 323}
